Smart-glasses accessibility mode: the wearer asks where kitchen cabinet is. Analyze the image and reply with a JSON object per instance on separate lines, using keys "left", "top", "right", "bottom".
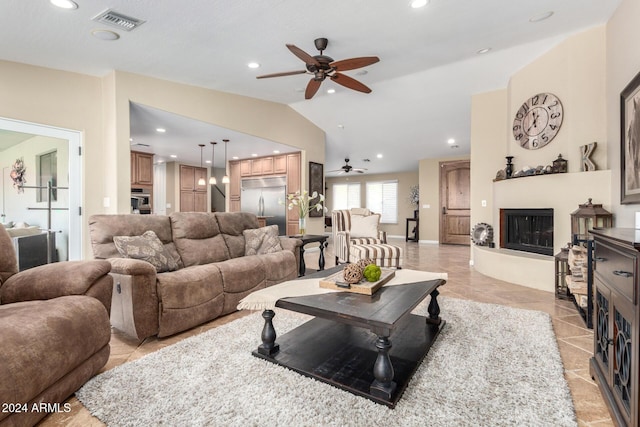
{"left": 179, "top": 165, "right": 208, "bottom": 212}
{"left": 131, "top": 151, "right": 154, "bottom": 186}
{"left": 286, "top": 152, "right": 301, "bottom": 194}
{"left": 262, "top": 157, "right": 274, "bottom": 175}
{"left": 251, "top": 159, "right": 262, "bottom": 176}
{"left": 229, "top": 161, "right": 241, "bottom": 212}
{"left": 274, "top": 155, "right": 287, "bottom": 174}
{"left": 590, "top": 228, "right": 640, "bottom": 427}
{"left": 229, "top": 152, "right": 302, "bottom": 231}
{"left": 240, "top": 160, "right": 251, "bottom": 177}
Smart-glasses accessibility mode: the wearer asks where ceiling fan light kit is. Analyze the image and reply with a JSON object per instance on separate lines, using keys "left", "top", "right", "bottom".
{"left": 197, "top": 144, "right": 206, "bottom": 186}
{"left": 209, "top": 141, "right": 217, "bottom": 185}
{"left": 256, "top": 38, "right": 379, "bottom": 99}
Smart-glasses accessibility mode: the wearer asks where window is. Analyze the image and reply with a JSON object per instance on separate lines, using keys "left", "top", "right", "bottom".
{"left": 366, "top": 180, "right": 398, "bottom": 223}
{"left": 332, "top": 182, "right": 361, "bottom": 211}
{"left": 37, "top": 150, "right": 57, "bottom": 202}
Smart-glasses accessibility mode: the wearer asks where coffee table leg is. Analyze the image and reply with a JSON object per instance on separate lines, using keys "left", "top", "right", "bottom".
{"left": 370, "top": 336, "right": 397, "bottom": 400}
{"left": 257, "top": 309, "right": 280, "bottom": 356}
{"left": 427, "top": 288, "right": 441, "bottom": 325}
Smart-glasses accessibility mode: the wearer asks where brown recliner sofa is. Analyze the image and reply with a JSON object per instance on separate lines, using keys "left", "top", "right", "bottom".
{"left": 0, "top": 227, "right": 113, "bottom": 427}
{"left": 88, "top": 211, "right": 301, "bottom": 341}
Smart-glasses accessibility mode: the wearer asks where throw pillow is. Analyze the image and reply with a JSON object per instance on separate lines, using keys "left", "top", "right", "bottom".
{"left": 349, "top": 214, "right": 380, "bottom": 238}
{"left": 243, "top": 225, "right": 283, "bottom": 256}
{"left": 113, "top": 230, "right": 179, "bottom": 273}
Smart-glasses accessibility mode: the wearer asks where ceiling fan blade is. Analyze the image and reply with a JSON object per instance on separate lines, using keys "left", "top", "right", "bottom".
{"left": 330, "top": 56, "right": 380, "bottom": 72}
{"left": 330, "top": 73, "right": 372, "bottom": 93}
{"left": 305, "top": 79, "right": 322, "bottom": 99}
{"left": 286, "top": 44, "right": 321, "bottom": 67}
{"left": 256, "top": 70, "right": 307, "bottom": 79}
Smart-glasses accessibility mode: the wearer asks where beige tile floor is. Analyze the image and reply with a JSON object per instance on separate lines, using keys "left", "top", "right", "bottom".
{"left": 40, "top": 238, "right": 613, "bottom": 426}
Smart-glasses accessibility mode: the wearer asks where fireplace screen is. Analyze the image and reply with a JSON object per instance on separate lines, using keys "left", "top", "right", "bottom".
{"left": 500, "top": 209, "right": 554, "bottom": 256}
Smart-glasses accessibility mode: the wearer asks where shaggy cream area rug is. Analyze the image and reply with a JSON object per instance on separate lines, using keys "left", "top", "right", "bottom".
{"left": 77, "top": 297, "right": 577, "bottom": 427}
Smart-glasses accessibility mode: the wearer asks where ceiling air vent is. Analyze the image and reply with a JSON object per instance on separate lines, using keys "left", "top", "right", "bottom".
{"left": 92, "top": 9, "right": 145, "bottom": 31}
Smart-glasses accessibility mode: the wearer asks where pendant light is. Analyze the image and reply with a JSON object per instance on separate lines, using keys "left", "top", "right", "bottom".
{"left": 209, "top": 141, "right": 217, "bottom": 185}
{"left": 197, "top": 144, "right": 206, "bottom": 186}
{"left": 222, "top": 139, "right": 230, "bottom": 184}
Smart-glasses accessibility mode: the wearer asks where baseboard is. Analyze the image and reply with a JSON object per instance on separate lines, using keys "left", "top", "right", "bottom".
{"left": 418, "top": 240, "right": 439, "bottom": 244}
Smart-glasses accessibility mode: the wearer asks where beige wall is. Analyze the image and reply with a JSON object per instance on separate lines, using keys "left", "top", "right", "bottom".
{"left": 325, "top": 171, "right": 419, "bottom": 237}
{"left": 470, "top": 89, "right": 507, "bottom": 229}
{"left": 507, "top": 26, "right": 607, "bottom": 173}
{"left": 469, "top": 26, "right": 610, "bottom": 291}
{"left": 472, "top": 25, "right": 611, "bottom": 245}
{"left": 418, "top": 155, "right": 470, "bottom": 242}
{"left": 0, "top": 60, "right": 104, "bottom": 258}
{"left": 0, "top": 62, "right": 326, "bottom": 257}
{"left": 607, "top": 0, "right": 640, "bottom": 226}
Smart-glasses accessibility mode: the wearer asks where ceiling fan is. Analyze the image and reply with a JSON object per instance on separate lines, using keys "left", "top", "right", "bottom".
{"left": 328, "top": 158, "right": 367, "bottom": 174}
{"left": 256, "top": 38, "right": 379, "bottom": 99}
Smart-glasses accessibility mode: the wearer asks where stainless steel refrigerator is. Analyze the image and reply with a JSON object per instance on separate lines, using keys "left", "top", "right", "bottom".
{"left": 240, "top": 176, "right": 287, "bottom": 235}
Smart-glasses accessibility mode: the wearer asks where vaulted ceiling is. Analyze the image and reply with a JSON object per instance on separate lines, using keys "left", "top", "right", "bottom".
{"left": 0, "top": 0, "right": 621, "bottom": 175}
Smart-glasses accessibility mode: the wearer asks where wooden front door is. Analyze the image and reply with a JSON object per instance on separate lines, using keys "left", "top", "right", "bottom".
{"left": 440, "top": 160, "right": 471, "bottom": 245}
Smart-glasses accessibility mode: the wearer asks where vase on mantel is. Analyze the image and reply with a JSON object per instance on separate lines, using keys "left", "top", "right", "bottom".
{"left": 298, "top": 216, "right": 307, "bottom": 236}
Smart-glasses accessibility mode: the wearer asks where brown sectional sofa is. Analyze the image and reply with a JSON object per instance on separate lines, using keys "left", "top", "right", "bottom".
{"left": 89, "top": 212, "right": 301, "bottom": 341}
{"left": 0, "top": 226, "right": 113, "bottom": 427}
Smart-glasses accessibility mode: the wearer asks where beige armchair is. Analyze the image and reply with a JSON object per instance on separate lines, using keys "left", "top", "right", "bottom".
{"left": 331, "top": 208, "right": 387, "bottom": 264}
{"left": 0, "top": 226, "right": 113, "bottom": 427}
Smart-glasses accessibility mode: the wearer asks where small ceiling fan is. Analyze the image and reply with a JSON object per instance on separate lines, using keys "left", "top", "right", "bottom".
{"left": 328, "top": 158, "right": 367, "bottom": 174}
{"left": 256, "top": 38, "right": 379, "bottom": 99}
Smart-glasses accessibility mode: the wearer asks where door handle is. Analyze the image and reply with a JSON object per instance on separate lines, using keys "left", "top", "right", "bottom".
{"left": 442, "top": 207, "right": 446, "bottom": 214}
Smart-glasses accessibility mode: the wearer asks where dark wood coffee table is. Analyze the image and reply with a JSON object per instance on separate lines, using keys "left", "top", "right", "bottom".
{"left": 252, "top": 267, "right": 445, "bottom": 408}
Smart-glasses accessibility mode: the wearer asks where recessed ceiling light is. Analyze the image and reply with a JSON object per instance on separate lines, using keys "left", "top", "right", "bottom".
{"left": 448, "top": 138, "right": 456, "bottom": 144}
{"left": 337, "top": 124, "right": 344, "bottom": 129}
{"left": 205, "top": 160, "right": 211, "bottom": 164}
{"left": 410, "top": 0, "right": 429, "bottom": 9}
{"left": 156, "top": 128, "right": 166, "bottom": 133}
{"left": 232, "top": 156, "right": 239, "bottom": 160}
{"left": 476, "top": 47, "right": 491, "bottom": 54}
{"left": 91, "top": 29, "right": 120, "bottom": 41}
{"left": 294, "top": 88, "right": 305, "bottom": 93}
{"left": 529, "top": 11, "right": 554, "bottom": 22}
{"left": 355, "top": 70, "right": 368, "bottom": 76}
{"left": 157, "top": 159, "right": 164, "bottom": 164}
{"left": 377, "top": 154, "right": 383, "bottom": 158}
{"left": 170, "top": 154, "right": 177, "bottom": 158}
{"left": 327, "top": 88, "right": 336, "bottom": 94}
{"left": 273, "top": 150, "right": 280, "bottom": 154}
{"left": 247, "top": 62, "right": 260, "bottom": 69}
{"left": 129, "top": 138, "right": 133, "bottom": 142}
{"left": 251, "top": 153, "right": 258, "bottom": 157}
{"left": 50, "top": 0, "right": 78, "bottom": 9}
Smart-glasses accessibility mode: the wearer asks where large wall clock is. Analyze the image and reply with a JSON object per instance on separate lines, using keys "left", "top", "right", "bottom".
{"left": 512, "top": 92, "right": 563, "bottom": 150}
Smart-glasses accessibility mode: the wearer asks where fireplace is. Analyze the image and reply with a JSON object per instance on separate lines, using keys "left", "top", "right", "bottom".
{"left": 500, "top": 209, "right": 554, "bottom": 256}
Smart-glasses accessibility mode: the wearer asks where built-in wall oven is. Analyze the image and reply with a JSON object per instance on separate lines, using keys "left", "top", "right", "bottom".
{"left": 131, "top": 188, "right": 151, "bottom": 214}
